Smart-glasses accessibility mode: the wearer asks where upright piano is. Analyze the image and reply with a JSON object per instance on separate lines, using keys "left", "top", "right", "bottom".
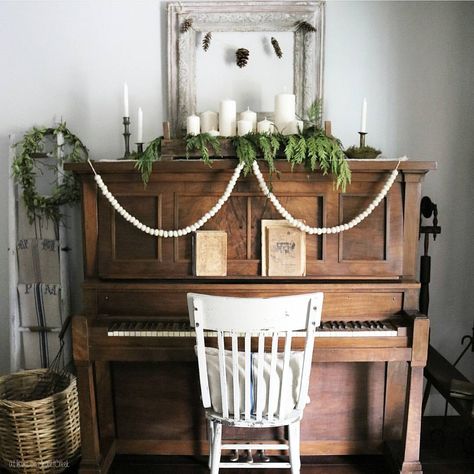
{"left": 67, "top": 157, "right": 436, "bottom": 473}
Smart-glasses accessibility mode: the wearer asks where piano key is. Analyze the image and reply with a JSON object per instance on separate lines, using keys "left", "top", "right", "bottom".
{"left": 106, "top": 320, "right": 400, "bottom": 338}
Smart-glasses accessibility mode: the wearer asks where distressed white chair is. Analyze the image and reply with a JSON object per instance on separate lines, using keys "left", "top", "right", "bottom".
{"left": 187, "top": 292, "right": 323, "bottom": 473}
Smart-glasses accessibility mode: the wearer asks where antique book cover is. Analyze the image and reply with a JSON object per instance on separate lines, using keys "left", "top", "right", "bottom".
{"left": 194, "top": 230, "right": 227, "bottom": 276}
{"left": 266, "top": 225, "right": 306, "bottom": 277}
{"left": 261, "top": 219, "right": 306, "bottom": 276}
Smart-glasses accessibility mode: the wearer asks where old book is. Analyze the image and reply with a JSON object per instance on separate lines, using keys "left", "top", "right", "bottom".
{"left": 266, "top": 225, "right": 306, "bottom": 277}
{"left": 261, "top": 219, "right": 306, "bottom": 276}
{"left": 193, "top": 231, "right": 227, "bottom": 276}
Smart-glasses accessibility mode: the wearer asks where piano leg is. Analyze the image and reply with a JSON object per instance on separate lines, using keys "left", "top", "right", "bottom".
{"left": 399, "top": 315, "right": 430, "bottom": 474}
{"left": 74, "top": 315, "right": 116, "bottom": 473}
{"left": 76, "top": 363, "right": 103, "bottom": 473}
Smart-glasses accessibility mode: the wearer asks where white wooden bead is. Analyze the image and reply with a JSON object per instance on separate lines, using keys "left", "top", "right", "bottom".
{"left": 197, "top": 219, "right": 204, "bottom": 227}
{"left": 218, "top": 198, "right": 225, "bottom": 206}
{"left": 190, "top": 224, "right": 197, "bottom": 232}
{"left": 343, "top": 223, "right": 350, "bottom": 231}
{"left": 177, "top": 229, "right": 183, "bottom": 236}
{"left": 172, "top": 230, "right": 178, "bottom": 237}
{"left": 162, "top": 230, "right": 168, "bottom": 238}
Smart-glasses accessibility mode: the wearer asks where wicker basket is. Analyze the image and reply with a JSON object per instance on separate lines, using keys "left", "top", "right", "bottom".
{"left": 0, "top": 369, "right": 81, "bottom": 474}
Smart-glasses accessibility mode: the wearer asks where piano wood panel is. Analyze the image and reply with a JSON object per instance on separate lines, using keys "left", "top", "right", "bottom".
{"left": 95, "top": 164, "right": 405, "bottom": 279}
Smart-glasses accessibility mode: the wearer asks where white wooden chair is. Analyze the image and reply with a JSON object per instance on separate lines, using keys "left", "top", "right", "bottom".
{"left": 187, "top": 292, "right": 323, "bottom": 473}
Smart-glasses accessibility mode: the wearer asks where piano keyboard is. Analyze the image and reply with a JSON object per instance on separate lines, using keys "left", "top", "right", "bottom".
{"left": 107, "top": 320, "right": 401, "bottom": 338}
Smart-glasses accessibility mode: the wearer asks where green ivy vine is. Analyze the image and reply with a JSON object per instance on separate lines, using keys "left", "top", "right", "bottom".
{"left": 12, "top": 123, "right": 88, "bottom": 222}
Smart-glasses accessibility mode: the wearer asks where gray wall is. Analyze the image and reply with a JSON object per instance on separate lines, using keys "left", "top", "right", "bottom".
{"left": 0, "top": 1, "right": 473, "bottom": 414}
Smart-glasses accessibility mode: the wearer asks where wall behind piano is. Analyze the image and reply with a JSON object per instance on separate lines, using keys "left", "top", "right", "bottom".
{"left": 0, "top": 1, "right": 473, "bottom": 414}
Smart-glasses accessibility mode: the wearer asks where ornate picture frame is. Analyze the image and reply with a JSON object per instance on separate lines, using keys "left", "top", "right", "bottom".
{"left": 167, "top": 1, "right": 325, "bottom": 136}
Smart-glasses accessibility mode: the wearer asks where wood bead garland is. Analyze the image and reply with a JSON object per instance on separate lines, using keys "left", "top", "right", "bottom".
{"left": 89, "top": 159, "right": 400, "bottom": 238}
{"left": 251, "top": 160, "right": 400, "bottom": 234}
{"left": 89, "top": 161, "right": 244, "bottom": 238}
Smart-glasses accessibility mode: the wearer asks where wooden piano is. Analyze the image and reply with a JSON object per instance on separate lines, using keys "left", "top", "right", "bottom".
{"left": 67, "top": 157, "right": 436, "bottom": 473}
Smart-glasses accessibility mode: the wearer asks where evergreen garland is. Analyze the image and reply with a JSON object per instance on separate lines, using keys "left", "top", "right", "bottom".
{"left": 12, "top": 123, "right": 88, "bottom": 222}
{"left": 185, "top": 133, "right": 221, "bottom": 165}
{"left": 134, "top": 137, "right": 162, "bottom": 185}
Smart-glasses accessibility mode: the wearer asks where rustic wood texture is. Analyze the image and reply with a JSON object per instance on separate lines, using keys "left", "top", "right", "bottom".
{"left": 67, "top": 159, "right": 436, "bottom": 474}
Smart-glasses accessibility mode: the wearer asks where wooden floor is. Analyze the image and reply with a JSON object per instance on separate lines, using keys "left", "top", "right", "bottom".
{"left": 2, "top": 417, "right": 472, "bottom": 473}
{"left": 108, "top": 417, "right": 473, "bottom": 474}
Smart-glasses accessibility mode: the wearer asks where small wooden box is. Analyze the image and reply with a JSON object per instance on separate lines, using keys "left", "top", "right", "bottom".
{"left": 193, "top": 231, "right": 227, "bottom": 276}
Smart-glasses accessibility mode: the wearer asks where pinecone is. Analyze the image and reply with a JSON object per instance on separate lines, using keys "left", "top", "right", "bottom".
{"left": 235, "top": 48, "right": 250, "bottom": 68}
{"left": 296, "top": 21, "right": 317, "bottom": 33}
{"left": 202, "top": 32, "right": 212, "bottom": 51}
{"left": 271, "top": 37, "right": 283, "bottom": 58}
{"left": 181, "top": 18, "right": 193, "bottom": 33}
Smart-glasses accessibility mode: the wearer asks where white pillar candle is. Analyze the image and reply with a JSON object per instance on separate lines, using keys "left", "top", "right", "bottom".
{"left": 219, "top": 99, "right": 237, "bottom": 137}
{"left": 137, "top": 107, "right": 143, "bottom": 142}
{"left": 284, "top": 119, "right": 304, "bottom": 135}
{"left": 274, "top": 92, "right": 295, "bottom": 133}
{"left": 208, "top": 129, "right": 220, "bottom": 137}
{"left": 123, "top": 83, "right": 129, "bottom": 117}
{"left": 187, "top": 114, "right": 200, "bottom": 135}
{"left": 237, "top": 120, "right": 252, "bottom": 136}
{"left": 360, "top": 97, "right": 367, "bottom": 133}
{"left": 200, "top": 110, "right": 218, "bottom": 133}
{"left": 257, "top": 117, "right": 273, "bottom": 133}
{"left": 240, "top": 107, "right": 257, "bottom": 132}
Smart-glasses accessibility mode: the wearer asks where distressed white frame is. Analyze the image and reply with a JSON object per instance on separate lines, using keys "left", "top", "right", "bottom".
{"left": 168, "top": 1, "right": 325, "bottom": 136}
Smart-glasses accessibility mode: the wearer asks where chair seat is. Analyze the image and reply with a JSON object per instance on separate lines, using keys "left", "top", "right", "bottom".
{"left": 205, "top": 408, "right": 303, "bottom": 428}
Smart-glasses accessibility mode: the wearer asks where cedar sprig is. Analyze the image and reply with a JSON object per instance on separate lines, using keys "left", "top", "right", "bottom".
{"left": 271, "top": 37, "right": 283, "bottom": 58}
{"left": 202, "top": 32, "right": 212, "bottom": 51}
{"left": 134, "top": 137, "right": 162, "bottom": 186}
{"left": 181, "top": 18, "right": 193, "bottom": 33}
{"left": 235, "top": 48, "right": 250, "bottom": 68}
{"left": 296, "top": 21, "right": 317, "bottom": 33}
{"left": 232, "top": 136, "right": 257, "bottom": 175}
{"left": 185, "top": 133, "right": 221, "bottom": 165}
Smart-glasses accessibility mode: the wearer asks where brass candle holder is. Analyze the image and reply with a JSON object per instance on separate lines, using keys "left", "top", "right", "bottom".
{"left": 345, "top": 131, "right": 381, "bottom": 159}
{"left": 122, "top": 116, "right": 131, "bottom": 159}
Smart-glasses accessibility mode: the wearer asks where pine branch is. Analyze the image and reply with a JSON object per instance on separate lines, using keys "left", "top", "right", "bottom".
{"left": 134, "top": 137, "right": 162, "bottom": 185}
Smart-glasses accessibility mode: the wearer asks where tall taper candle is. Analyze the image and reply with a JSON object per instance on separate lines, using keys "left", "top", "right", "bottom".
{"left": 219, "top": 99, "right": 237, "bottom": 137}
{"left": 360, "top": 98, "right": 367, "bottom": 133}
{"left": 123, "top": 83, "right": 129, "bottom": 117}
{"left": 137, "top": 107, "right": 143, "bottom": 143}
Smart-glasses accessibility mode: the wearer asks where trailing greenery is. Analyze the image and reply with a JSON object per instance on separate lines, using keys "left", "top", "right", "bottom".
{"left": 130, "top": 100, "right": 351, "bottom": 191}
{"left": 134, "top": 137, "right": 162, "bottom": 185}
{"left": 345, "top": 145, "right": 381, "bottom": 159}
{"left": 185, "top": 133, "right": 221, "bottom": 165}
{"left": 12, "top": 123, "right": 88, "bottom": 222}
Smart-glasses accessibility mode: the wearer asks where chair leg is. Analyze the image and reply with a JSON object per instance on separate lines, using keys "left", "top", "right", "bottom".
{"left": 208, "top": 419, "right": 214, "bottom": 469}
{"left": 288, "top": 420, "right": 301, "bottom": 474}
{"left": 210, "top": 421, "right": 222, "bottom": 474}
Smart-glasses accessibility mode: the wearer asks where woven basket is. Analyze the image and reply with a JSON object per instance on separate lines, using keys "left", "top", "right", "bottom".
{"left": 0, "top": 369, "right": 81, "bottom": 474}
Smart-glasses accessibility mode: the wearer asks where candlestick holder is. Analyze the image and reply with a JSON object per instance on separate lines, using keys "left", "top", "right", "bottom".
{"left": 136, "top": 143, "right": 144, "bottom": 154}
{"left": 122, "top": 116, "right": 131, "bottom": 159}
{"left": 344, "top": 131, "right": 381, "bottom": 159}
